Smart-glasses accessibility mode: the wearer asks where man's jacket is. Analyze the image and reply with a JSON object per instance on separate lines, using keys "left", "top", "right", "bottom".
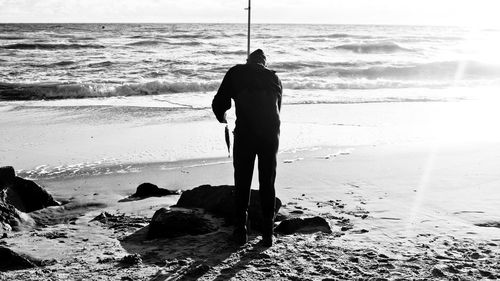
{"left": 212, "top": 63, "right": 282, "bottom": 140}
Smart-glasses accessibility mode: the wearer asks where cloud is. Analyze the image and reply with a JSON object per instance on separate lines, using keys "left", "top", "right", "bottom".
{"left": 0, "top": 0, "right": 246, "bottom": 22}
{"left": 0, "top": 0, "right": 499, "bottom": 26}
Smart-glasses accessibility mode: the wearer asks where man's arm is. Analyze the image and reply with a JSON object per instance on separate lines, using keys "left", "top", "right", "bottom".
{"left": 212, "top": 69, "right": 233, "bottom": 123}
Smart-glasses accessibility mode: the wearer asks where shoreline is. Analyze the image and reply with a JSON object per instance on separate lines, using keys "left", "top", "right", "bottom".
{"left": 5, "top": 94, "right": 500, "bottom": 178}
{"left": 36, "top": 140, "right": 500, "bottom": 242}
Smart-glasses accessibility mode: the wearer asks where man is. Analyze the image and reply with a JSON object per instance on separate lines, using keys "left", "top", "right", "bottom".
{"left": 212, "top": 49, "right": 282, "bottom": 246}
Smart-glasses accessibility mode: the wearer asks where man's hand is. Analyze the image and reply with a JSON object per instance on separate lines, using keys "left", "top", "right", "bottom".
{"left": 216, "top": 112, "right": 227, "bottom": 124}
{"left": 221, "top": 112, "right": 227, "bottom": 124}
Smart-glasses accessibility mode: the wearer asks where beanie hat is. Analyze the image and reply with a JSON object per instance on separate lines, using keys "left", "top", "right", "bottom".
{"left": 247, "top": 49, "right": 266, "bottom": 65}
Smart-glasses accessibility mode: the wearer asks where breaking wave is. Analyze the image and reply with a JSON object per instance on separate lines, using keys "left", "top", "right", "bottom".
{"left": 2, "top": 60, "right": 497, "bottom": 101}
{"left": 271, "top": 61, "right": 380, "bottom": 71}
{"left": 167, "top": 34, "right": 203, "bottom": 39}
{"left": 88, "top": 61, "right": 113, "bottom": 68}
{"left": 31, "top": 61, "right": 77, "bottom": 68}
{"left": 167, "top": 41, "right": 202, "bottom": 46}
{"left": 0, "top": 81, "right": 220, "bottom": 101}
{"left": 313, "top": 61, "right": 500, "bottom": 80}
{"left": 271, "top": 60, "right": 500, "bottom": 81}
{"left": 299, "top": 33, "right": 380, "bottom": 39}
{"left": 0, "top": 36, "right": 27, "bottom": 40}
{"left": 1, "top": 43, "right": 105, "bottom": 50}
{"left": 204, "top": 49, "right": 247, "bottom": 56}
{"left": 334, "top": 42, "right": 410, "bottom": 53}
{"left": 49, "top": 61, "right": 76, "bottom": 67}
{"left": 126, "top": 40, "right": 165, "bottom": 46}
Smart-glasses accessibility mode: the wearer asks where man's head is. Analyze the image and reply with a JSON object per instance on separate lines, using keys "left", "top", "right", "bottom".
{"left": 247, "top": 49, "right": 266, "bottom": 66}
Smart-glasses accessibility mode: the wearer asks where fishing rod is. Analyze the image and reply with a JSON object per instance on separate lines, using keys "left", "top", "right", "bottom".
{"left": 224, "top": 0, "right": 252, "bottom": 158}
{"left": 246, "top": 0, "right": 251, "bottom": 57}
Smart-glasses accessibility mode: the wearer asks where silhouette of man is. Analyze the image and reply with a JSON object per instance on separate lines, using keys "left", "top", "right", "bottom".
{"left": 212, "top": 49, "right": 282, "bottom": 246}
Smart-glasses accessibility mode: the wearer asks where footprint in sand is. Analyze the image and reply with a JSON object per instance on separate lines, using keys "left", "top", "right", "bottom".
{"left": 379, "top": 217, "right": 401, "bottom": 221}
{"left": 283, "top": 157, "right": 304, "bottom": 163}
{"left": 475, "top": 222, "right": 500, "bottom": 228}
{"left": 453, "top": 210, "right": 485, "bottom": 215}
{"left": 320, "top": 148, "right": 354, "bottom": 159}
{"left": 351, "top": 229, "right": 369, "bottom": 234}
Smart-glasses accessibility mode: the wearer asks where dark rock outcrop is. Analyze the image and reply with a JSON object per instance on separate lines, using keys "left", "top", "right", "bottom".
{"left": 275, "top": 216, "right": 332, "bottom": 235}
{"left": 91, "top": 212, "right": 149, "bottom": 232}
{"left": 147, "top": 208, "right": 218, "bottom": 239}
{"left": 119, "top": 253, "right": 142, "bottom": 267}
{"left": 131, "top": 183, "right": 180, "bottom": 198}
{"left": 0, "top": 246, "right": 40, "bottom": 271}
{"left": 175, "top": 184, "right": 282, "bottom": 231}
{"left": 1, "top": 167, "right": 36, "bottom": 232}
{"left": 5, "top": 177, "right": 60, "bottom": 213}
{"left": 176, "top": 185, "right": 234, "bottom": 215}
{"left": 0, "top": 166, "right": 16, "bottom": 191}
{"left": 0, "top": 166, "right": 60, "bottom": 213}
{"left": 0, "top": 202, "right": 31, "bottom": 232}
{"left": 1, "top": 166, "right": 57, "bottom": 231}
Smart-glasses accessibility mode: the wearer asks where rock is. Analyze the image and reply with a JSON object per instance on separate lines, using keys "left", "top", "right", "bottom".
{"left": 341, "top": 226, "right": 352, "bottom": 231}
{"left": 43, "top": 231, "right": 68, "bottom": 239}
{"left": 431, "top": 267, "right": 446, "bottom": 278}
{"left": 275, "top": 212, "right": 288, "bottom": 222}
{"left": 184, "top": 263, "right": 210, "bottom": 278}
{"left": 175, "top": 184, "right": 282, "bottom": 230}
{"left": 119, "top": 254, "right": 142, "bottom": 267}
{"left": 446, "top": 265, "right": 460, "bottom": 274}
{"left": 131, "top": 183, "right": 180, "bottom": 198}
{"left": 349, "top": 256, "right": 359, "bottom": 263}
{"left": 479, "top": 269, "right": 492, "bottom": 278}
{"left": 2, "top": 174, "right": 60, "bottom": 213}
{"left": 0, "top": 166, "right": 16, "bottom": 191}
{"left": 91, "top": 212, "right": 113, "bottom": 223}
{"left": 0, "top": 201, "right": 34, "bottom": 232}
{"left": 1, "top": 168, "right": 36, "bottom": 232}
{"left": 91, "top": 212, "right": 149, "bottom": 230}
{"left": 352, "top": 229, "right": 369, "bottom": 234}
{"left": 176, "top": 185, "right": 234, "bottom": 216}
{"left": 0, "top": 246, "right": 41, "bottom": 271}
{"left": 469, "top": 252, "right": 483, "bottom": 259}
{"left": 147, "top": 208, "right": 218, "bottom": 239}
{"left": 275, "top": 216, "right": 332, "bottom": 235}
{"left": 0, "top": 202, "right": 19, "bottom": 232}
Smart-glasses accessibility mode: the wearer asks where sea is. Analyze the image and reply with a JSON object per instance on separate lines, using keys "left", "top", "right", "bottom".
{"left": 1, "top": 23, "right": 500, "bottom": 102}
{"left": 1, "top": 23, "right": 500, "bottom": 179}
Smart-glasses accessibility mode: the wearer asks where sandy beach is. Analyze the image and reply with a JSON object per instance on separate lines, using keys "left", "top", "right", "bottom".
{"left": 1, "top": 100, "right": 500, "bottom": 280}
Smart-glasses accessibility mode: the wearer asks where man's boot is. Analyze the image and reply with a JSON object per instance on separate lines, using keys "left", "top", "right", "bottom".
{"left": 232, "top": 212, "right": 248, "bottom": 246}
{"left": 232, "top": 225, "right": 248, "bottom": 246}
{"left": 261, "top": 217, "right": 274, "bottom": 247}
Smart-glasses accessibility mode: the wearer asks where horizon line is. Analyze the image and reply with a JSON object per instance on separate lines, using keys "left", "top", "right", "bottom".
{"left": 0, "top": 21, "right": 481, "bottom": 28}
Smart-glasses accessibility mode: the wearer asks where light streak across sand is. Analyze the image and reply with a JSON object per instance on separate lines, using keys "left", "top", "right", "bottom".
{"left": 405, "top": 143, "right": 438, "bottom": 238}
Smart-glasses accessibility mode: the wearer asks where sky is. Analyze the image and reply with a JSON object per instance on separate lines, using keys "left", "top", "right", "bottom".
{"left": 0, "top": 0, "right": 499, "bottom": 27}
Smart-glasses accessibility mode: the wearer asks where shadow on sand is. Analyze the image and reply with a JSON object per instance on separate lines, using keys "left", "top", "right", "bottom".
{"left": 121, "top": 225, "right": 270, "bottom": 280}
